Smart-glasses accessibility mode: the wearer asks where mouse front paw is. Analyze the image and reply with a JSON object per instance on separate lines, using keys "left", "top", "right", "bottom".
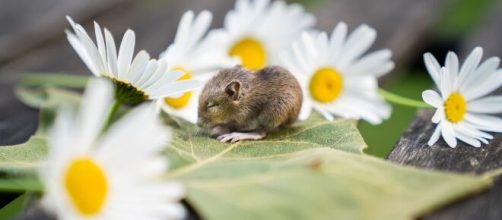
{"left": 216, "top": 131, "right": 266, "bottom": 143}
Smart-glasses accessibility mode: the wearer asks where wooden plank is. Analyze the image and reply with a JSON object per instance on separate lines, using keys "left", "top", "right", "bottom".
{"left": 0, "top": 0, "right": 130, "bottom": 65}
{"left": 388, "top": 110, "right": 502, "bottom": 173}
{"left": 388, "top": 110, "right": 502, "bottom": 220}
{"left": 312, "top": 0, "right": 452, "bottom": 71}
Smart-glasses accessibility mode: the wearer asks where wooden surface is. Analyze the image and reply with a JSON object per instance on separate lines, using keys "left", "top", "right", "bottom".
{"left": 2, "top": 0, "right": 502, "bottom": 219}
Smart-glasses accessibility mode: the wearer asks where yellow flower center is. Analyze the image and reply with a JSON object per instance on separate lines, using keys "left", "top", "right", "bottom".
{"left": 64, "top": 157, "right": 108, "bottom": 216}
{"left": 229, "top": 37, "right": 267, "bottom": 70}
{"left": 444, "top": 92, "right": 466, "bottom": 123}
{"left": 309, "top": 67, "right": 344, "bottom": 103}
{"left": 164, "top": 67, "right": 193, "bottom": 109}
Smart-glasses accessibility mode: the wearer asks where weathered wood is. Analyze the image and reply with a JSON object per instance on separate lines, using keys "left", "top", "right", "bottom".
{"left": 313, "top": 0, "right": 452, "bottom": 72}
{"left": 388, "top": 110, "right": 502, "bottom": 173}
{"left": 388, "top": 110, "right": 502, "bottom": 220}
{"left": 0, "top": 0, "right": 129, "bottom": 65}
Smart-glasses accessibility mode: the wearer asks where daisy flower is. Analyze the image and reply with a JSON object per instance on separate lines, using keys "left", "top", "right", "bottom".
{"left": 40, "top": 78, "right": 185, "bottom": 220}
{"left": 66, "top": 16, "right": 200, "bottom": 105}
{"left": 157, "top": 10, "right": 236, "bottom": 123}
{"left": 207, "top": 0, "right": 315, "bottom": 70}
{"left": 280, "top": 22, "right": 394, "bottom": 124}
{"left": 422, "top": 47, "right": 502, "bottom": 148}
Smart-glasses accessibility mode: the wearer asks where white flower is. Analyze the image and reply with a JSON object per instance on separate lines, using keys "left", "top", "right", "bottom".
{"left": 40, "top": 79, "right": 185, "bottom": 219}
{"left": 207, "top": 0, "right": 315, "bottom": 70}
{"left": 280, "top": 22, "right": 394, "bottom": 124}
{"left": 65, "top": 16, "right": 200, "bottom": 105}
{"left": 422, "top": 47, "right": 502, "bottom": 148}
{"left": 157, "top": 10, "right": 236, "bottom": 123}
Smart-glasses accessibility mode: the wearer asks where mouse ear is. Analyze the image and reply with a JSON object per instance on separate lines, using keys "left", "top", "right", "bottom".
{"left": 225, "top": 81, "right": 240, "bottom": 101}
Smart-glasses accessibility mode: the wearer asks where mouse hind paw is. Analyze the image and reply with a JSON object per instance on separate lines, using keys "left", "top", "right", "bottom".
{"left": 217, "top": 131, "right": 266, "bottom": 143}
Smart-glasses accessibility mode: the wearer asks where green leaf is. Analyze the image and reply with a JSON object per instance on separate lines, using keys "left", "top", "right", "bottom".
{"left": 15, "top": 86, "right": 81, "bottom": 109}
{"left": 162, "top": 120, "right": 492, "bottom": 220}
{"left": 0, "top": 136, "right": 46, "bottom": 177}
{"left": 180, "top": 148, "right": 491, "bottom": 220}
{"left": 165, "top": 113, "right": 366, "bottom": 171}
{"left": 0, "top": 193, "right": 29, "bottom": 219}
{"left": 0, "top": 83, "right": 498, "bottom": 220}
{"left": 0, "top": 178, "right": 43, "bottom": 193}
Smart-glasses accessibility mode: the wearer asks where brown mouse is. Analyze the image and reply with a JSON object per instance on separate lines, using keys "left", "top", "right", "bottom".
{"left": 197, "top": 65, "right": 303, "bottom": 143}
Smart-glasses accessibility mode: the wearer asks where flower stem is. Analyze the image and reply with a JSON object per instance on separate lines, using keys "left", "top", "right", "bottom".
{"left": 103, "top": 99, "right": 122, "bottom": 132}
{"left": 378, "top": 88, "right": 432, "bottom": 109}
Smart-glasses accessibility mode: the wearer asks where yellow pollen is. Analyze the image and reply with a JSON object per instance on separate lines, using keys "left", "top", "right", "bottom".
{"left": 229, "top": 37, "right": 267, "bottom": 70}
{"left": 64, "top": 157, "right": 107, "bottom": 216}
{"left": 164, "top": 67, "right": 193, "bottom": 109}
{"left": 309, "top": 67, "right": 344, "bottom": 103}
{"left": 444, "top": 92, "right": 466, "bottom": 123}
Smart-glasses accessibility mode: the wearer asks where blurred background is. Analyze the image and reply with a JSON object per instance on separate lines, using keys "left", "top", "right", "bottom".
{"left": 0, "top": 0, "right": 501, "bottom": 159}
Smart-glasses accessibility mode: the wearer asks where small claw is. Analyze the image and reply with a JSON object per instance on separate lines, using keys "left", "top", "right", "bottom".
{"left": 216, "top": 134, "right": 229, "bottom": 141}
{"left": 230, "top": 138, "right": 241, "bottom": 143}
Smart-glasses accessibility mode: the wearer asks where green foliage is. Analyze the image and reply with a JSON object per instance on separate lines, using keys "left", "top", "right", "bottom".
{"left": 0, "top": 194, "right": 29, "bottom": 219}
{"left": 0, "top": 78, "right": 497, "bottom": 219}
{"left": 0, "top": 136, "right": 47, "bottom": 177}
{"left": 360, "top": 73, "right": 432, "bottom": 157}
{"left": 436, "top": 0, "right": 497, "bottom": 39}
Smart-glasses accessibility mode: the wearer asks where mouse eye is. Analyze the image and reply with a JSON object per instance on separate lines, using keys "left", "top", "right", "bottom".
{"left": 206, "top": 102, "right": 218, "bottom": 109}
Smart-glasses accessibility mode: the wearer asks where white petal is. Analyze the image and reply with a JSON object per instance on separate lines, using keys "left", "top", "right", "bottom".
{"left": 337, "top": 24, "right": 376, "bottom": 69}
{"left": 460, "top": 57, "right": 500, "bottom": 92}
{"left": 126, "top": 50, "right": 150, "bottom": 83}
{"left": 96, "top": 103, "right": 169, "bottom": 168}
{"left": 348, "top": 49, "right": 394, "bottom": 77}
{"left": 329, "top": 22, "right": 348, "bottom": 62}
{"left": 422, "top": 90, "right": 443, "bottom": 107}
{"left": 174, "top": 10, "right": 195, "bottom": 50}
{"left": 456, "top": 122, "right": 492, "bottom": 142}
{"left": 431, "top": 109, "right": 444, "bottom": 123}
{"left": 314, "top": 105, "right": 334, "bottom": 121}
{"left": 423, "top": 53, "right": 441, "bottom": 87}
{"left": 117, "top": 30, "right": 136, "bottom": 80}
{"left": 48, "top": 106, "right": 75, "bottom": 161}
{"left": 66, "top": 31, "right": 99, "bottom": 75}
{"left": 445, "top": 51, "right": 459, "bottom": 78}
{"left": 455, "top": 130, "right": 481, "bottom": 147}
{"left": 133, "top": 60, "right": 158, "bottom": 88}
{"left": 457, "top": 47, "right": 482, "bottom": 88}
{"left": 143, "top": 69, "right": 184, "bottom": 92}
{"left": 468, "top": 96, "right": 502, "bottom": 113}
{"left": 94, "top": 22, "right": 107, "bottom": 68}
{"left": 148, "top": 80, "right": 202, "bottom": 99}
{"left": 441, "top": 122, "right": 457, "bottom": 148}
{"left": 104, "top": 29, "right": 119, "bottom": 77}
{"left": 298, "top": 98, "right": 313, "bottom": 120}
{"left": 75, "top": 79, "right": 114, "bottom": 152}
{"left": 464, "top": 70, "right": 502, "bottom": 101}
{"left": 464, "top": 113, "right": 502, "bottom": 132}
{"left": 428, "top": 123, "right": 442, "bottom": 146}
{"left": 439, "top": 67, "right": 453, "bottom": 98}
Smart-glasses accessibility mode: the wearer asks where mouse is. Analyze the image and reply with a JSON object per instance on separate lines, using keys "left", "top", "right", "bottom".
{"left": 197, "top": 65, "right": 303, "bottom": 143}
